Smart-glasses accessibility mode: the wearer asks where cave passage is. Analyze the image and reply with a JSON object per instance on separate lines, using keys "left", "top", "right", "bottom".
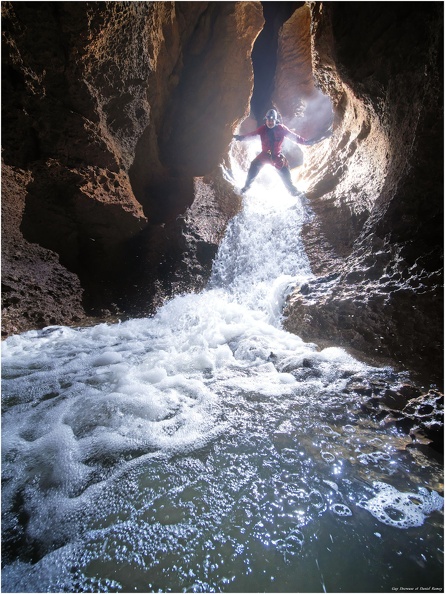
{"left": 250, "top": 1, "right": 304, "bottom": 121}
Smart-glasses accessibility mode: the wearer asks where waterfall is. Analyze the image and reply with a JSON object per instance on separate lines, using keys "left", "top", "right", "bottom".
{"left": 1, "top": 147, "right": 443, "bottom": 593}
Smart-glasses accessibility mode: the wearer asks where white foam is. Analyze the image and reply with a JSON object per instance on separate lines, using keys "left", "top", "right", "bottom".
{"left": 2, "top": 277, "right": 374, "bottom": 543}
{"left": 92, "top": 351, "right": 124, "bottom": 366}
{"left": 358, "top": 481, "right": 444, "bottom": 529}
{"left": 5, "top": 154, "right": 431, "bottom": 591}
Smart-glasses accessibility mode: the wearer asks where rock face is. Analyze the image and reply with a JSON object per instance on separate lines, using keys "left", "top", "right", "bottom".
{"left": 2, "top": 162, "right": 86, "bottom": 334}
{"left": 361, "top": 384, "right": 444, "bottom": 453}
{"left": 278, "top": 3, "right": 443, "bottom": 388}
{"left": 1, "top": 2, "right": 443, "bottom": 393}
{"left": 1, "top": 1, "right": 262, "bottom": 332}
{"left": 272, "top": 4, "right": 333, "bottom": 154}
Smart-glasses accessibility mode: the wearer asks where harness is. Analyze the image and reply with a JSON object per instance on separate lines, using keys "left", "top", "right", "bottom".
{"left": 265, "top": 126, "right": 287, "bottom": 169}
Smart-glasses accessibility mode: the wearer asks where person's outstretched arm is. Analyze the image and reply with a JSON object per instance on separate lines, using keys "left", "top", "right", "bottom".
{"left": 285, "top": 125, "right": 333, "bottom": 146}
{"left": 282, "top": 125, "right": 311, "bottom": 145}
{"left": 233, "top": 126, "right": 263, "bottom": 141}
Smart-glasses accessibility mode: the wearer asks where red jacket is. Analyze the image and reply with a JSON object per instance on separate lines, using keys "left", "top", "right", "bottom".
{"left": 241, "top": 124, "right": 307, "bottom": 157}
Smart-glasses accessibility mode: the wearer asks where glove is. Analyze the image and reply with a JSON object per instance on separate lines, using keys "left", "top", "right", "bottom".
{"left": 233, "top": 135, "right": 243, "bottom": 141}
{"left": 301, "top": 137, "right": 319, "bottom": 146}
{"left": 294, "top": 134, "right": 310, "bottom": 145}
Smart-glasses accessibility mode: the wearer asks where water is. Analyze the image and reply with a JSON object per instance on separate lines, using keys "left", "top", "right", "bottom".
{"left": 2, "top": 148, "right": 443, "bottom": 593}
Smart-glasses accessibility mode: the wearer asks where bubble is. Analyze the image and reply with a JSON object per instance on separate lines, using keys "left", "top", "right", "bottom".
{"left": 292, "top": 489, "right": 309, "bottom": 501}
{"left": 323, "top": 480, "right": 339, "bottom": 491}
{"left": 321, "top": 451, "right": 336, "bottom": 463}
{"left": 369, "top": 452, "right": 391, "bottom": 463}
{"left": 357, "top": 453, "right": 370, "bottom": 465}
{"left": 309, "top": 490, "right": 326, "bottom": 511}
{"left": 275, "top": 529, "right": 305, "bottom": 560}
{"left": 369, "top": 438, "right": 383, "bottom": 446}
{"left": 331, "top": 503, "right": 352, "bottom": 517}
{"left": 281, "top": 449, "right": 300, "bottom": 463}
{"left": 286, "top": 529, "right": 305, "bottom": 550}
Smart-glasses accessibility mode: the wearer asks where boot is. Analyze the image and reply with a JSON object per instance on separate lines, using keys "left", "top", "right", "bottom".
{"left": 242, "top": 160, "right": 261, "bottom": 193}
{"left": 279, "top": 166, "right": 299, "bottom": 195}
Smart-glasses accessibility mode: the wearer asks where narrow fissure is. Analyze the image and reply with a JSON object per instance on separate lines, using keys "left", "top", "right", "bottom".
{"left": 250, "top": 1, "right": 304, "bottom": 121}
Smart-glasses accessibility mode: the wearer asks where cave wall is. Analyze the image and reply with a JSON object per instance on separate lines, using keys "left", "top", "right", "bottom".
{"left": 1, "top": 1, "right": 263, "bottom": 334}
{"left": 282, "top": 2, "right": 443, "bottom": 388}
{"left": 272, "top": 5, "right": 333, "bottom": 144}
{"left": 1, "top": 162, "right": 86, "bottom": 333}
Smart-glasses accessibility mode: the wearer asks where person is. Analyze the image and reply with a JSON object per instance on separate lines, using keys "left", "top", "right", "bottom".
{"left": 233, "top": 108, "right": 314, "bottom": 195}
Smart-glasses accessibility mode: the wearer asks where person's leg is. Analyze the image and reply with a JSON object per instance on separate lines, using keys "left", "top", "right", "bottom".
{"left": 278, "top": 165, "right": 299, "bottom": 195}
{"left": 242, "top": 156, "right": 264, "bottom": 192}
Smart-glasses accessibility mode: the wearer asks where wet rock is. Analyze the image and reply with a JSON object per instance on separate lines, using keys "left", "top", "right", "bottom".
{"left": 378, "top": 386, "right": 423, "bottom": 412}
{"left": 128, "top": 171, "right": 243, "bottom": 314}
{"left": 1, "top": 162, "right": 87, "bottom": 336}
{"left": 345, "top": 382, "right": 373, "bottom": 397}
{"left": 1, "top": 2, "right": 261, "bottom": 332}
{"left": 273, "top": 4, "right": 333, "bottom": 145}
{"left": 282, "top": 3, "right": 443, "bottom": 389}
{"left": 363, "top": 387, "right": 444, "bottom": 452}
{"left": 403, "top": 390, "right": 443, "bottom": 420}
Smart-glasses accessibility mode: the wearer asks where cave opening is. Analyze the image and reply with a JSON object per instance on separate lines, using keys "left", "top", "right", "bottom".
{"left": 247, "top": 0, "right": 333, "bottom": 178}
{"left": 250, "top": 1, "right": 305, "bottom": 122}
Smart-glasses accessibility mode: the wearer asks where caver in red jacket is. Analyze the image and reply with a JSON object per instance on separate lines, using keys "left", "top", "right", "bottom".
{"left": 233, "top": 110, "right": 313, "bottom": 195}
{"left": 239, "top": 123, "right": 309, "bottom": 170}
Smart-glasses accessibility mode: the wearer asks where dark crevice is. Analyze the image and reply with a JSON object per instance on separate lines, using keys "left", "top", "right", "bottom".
{"left": 250, "top": 1, "right": 304, "bottom": 121}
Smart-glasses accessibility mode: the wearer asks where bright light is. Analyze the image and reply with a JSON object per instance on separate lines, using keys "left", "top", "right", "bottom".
{"left": 294, "top": 174, "right": 312, "bottom": 193}
{"left": 225, "top": 138, "right": 303, "bottom": 211}
{"left": 249, "top": 167, "right": 298, "bottom": 210}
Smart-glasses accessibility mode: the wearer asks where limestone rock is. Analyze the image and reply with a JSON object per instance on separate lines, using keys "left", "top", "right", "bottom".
{"left": 1, "top": 1, "right": 262, "bottom": 329}
{"left": 272, "top": 4, "right": 333, "bottom": 145}
{"left": 1, "top": 162, "right": 86, "bottom": 335}
{"left": 282, "top": 3, "right": 443, "bottom": 388}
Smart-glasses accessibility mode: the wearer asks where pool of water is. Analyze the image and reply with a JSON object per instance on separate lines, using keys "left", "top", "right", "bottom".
{"left": 2, "top": 153, "right": 443, "bottom": 593}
